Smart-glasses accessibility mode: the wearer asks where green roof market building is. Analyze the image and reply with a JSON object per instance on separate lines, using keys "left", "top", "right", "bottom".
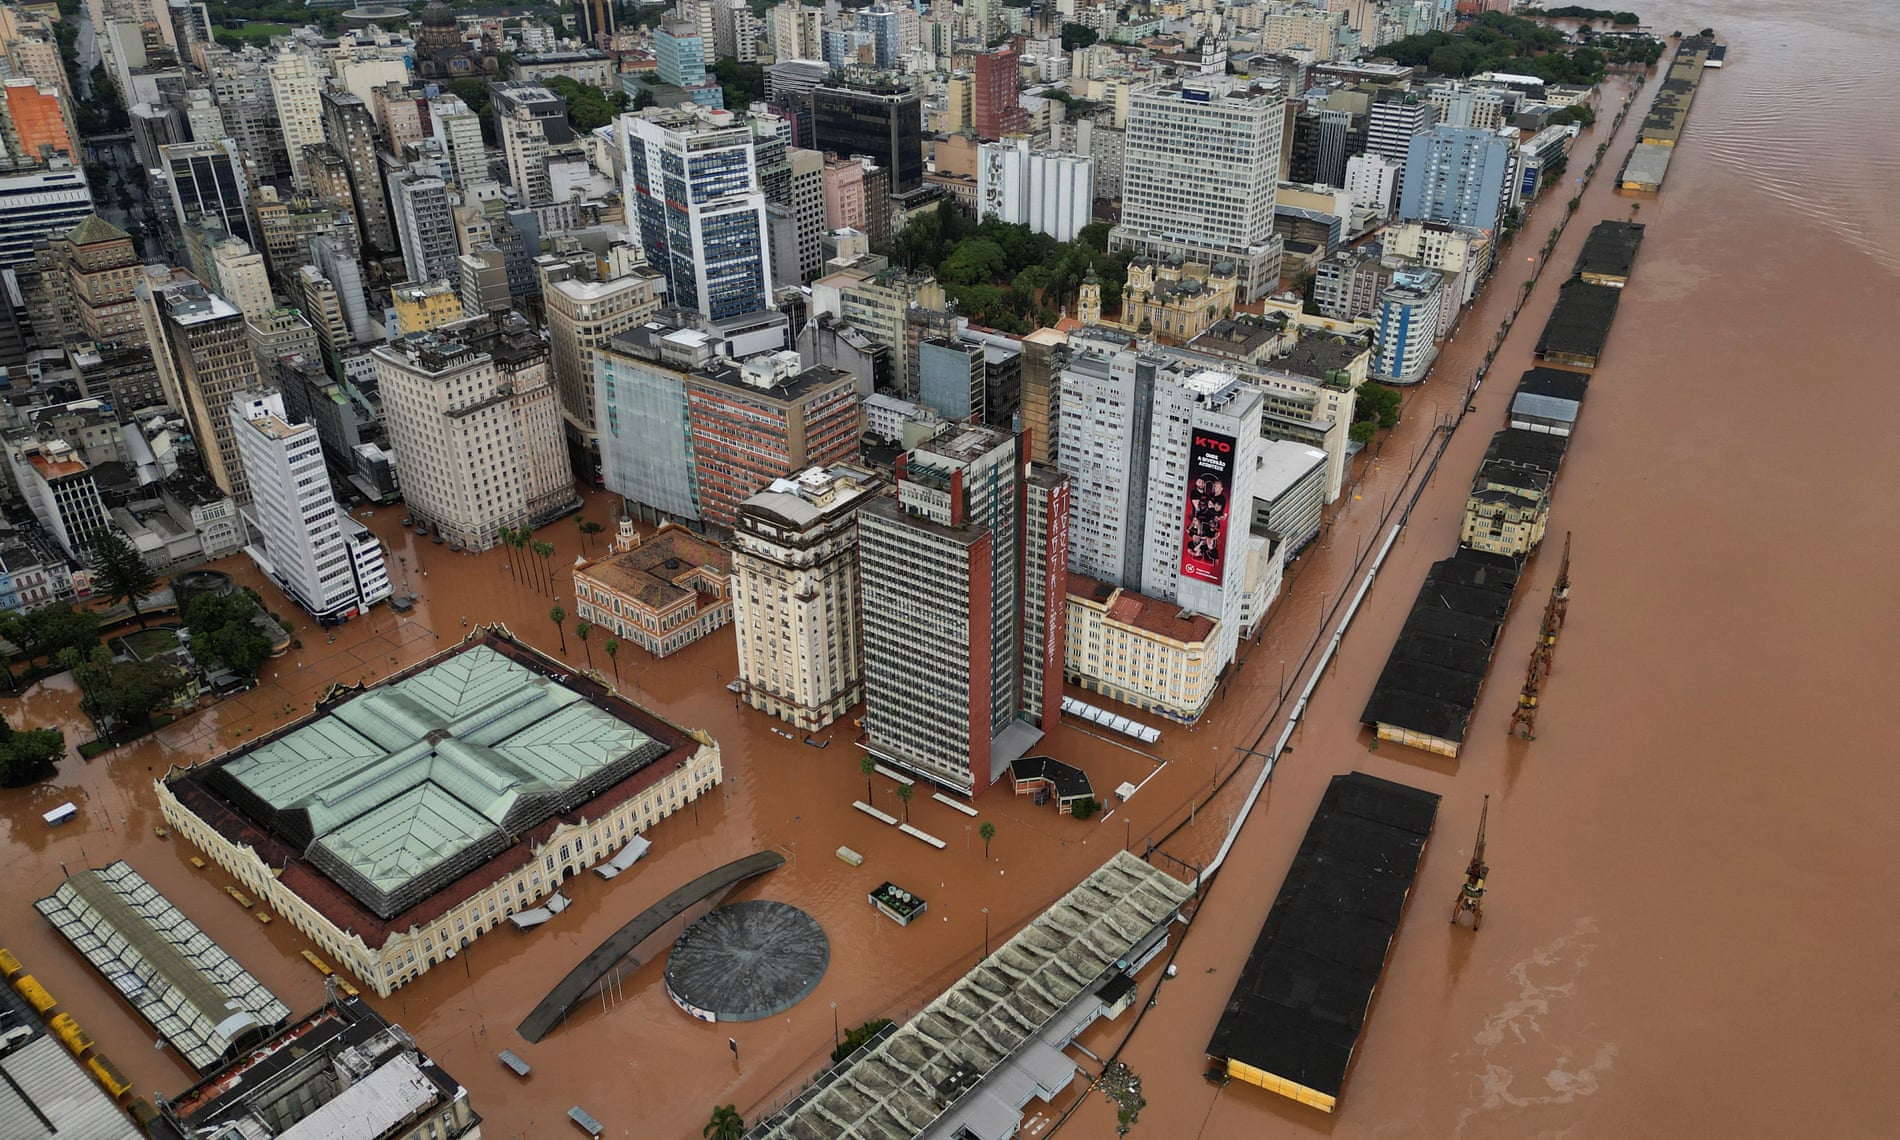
{"left": 157, "top": 628, "right": 723, "bottom": 996}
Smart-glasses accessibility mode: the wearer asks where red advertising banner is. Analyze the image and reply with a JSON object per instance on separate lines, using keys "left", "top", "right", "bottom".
{"left": 1180, "top": 429, "right": 1235, "bottom": 585}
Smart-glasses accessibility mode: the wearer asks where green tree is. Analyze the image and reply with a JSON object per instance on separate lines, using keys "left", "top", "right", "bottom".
{"left": 1060, "top": 21, "right": 1097, "bottom": 49}
{"left": 604, "top": 637, "right": 620, "bottom": 682}
{"left": 187, "top": 592, "right": 273, "bottom": 679}
{"left": 579, "top": 518, "right": 605, "bottom": 552}
{"left": 1075, "top": 221, "right": 1112, "bottom": 253}
{"left": 89, "top": 528, "right": 158, "bottom": 627}
{"left": 499, "top": 526, "right": 519, "bottom": 580}
{"left": 979, "top": 820, "right": 996, "bottom": 859}
{"left": 544, "top": 75, "right": 628, "bottom": 131}
{"left": 532, "top": 540, "right": 556, "bottom": 592}
{"left": 895, "top": 782, "right": 912, "bottom": 823}
{"left": 0, "top": 715, "right": 65, "bottom": 787}
{"left": 549, "top": 604, "right": 568, "bottom": 653}
{"left": 631, "top": 87, "right": 656, "bottom": 111}
{"left": 0, "top": 603, "right": 101, "bottom": 673}
{"left": 575, "top": 619, "right": 593, "bottom": 668}
{"left": 703, "top": 1105, "right": 744, "bottom": 1140}
{"left": 859, "top": 753, "right": 876, "bottom": 803}
{"left": 711, "top": 59, "right": 765, "bottom": 111}
{"left": 65, "top": 646, "right": 188, "bottom": 737}
{"left": 938, "top": 237, "right": 1008, "bottom": 286}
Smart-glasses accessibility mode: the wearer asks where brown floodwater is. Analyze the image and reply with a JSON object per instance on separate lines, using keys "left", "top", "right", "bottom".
{"left": 5, "top": 7, "right": 1897, "bottom": 1136}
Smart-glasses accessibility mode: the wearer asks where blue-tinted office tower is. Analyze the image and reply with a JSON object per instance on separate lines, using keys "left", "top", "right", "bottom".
{"left": 654, "top": 19, "right": 707, "bottom": 88}
{"left": 621, "top": 106, "right": 772, "bottom": 321}
{"left": 1398, "top": 125, "right": 1513, "bottom": 232}
{"left": 854, "top": 5, "right": 900, "bottom": 68}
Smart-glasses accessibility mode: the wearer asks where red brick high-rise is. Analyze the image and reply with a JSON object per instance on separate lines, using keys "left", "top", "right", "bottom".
{"left": 972, "top": 48, "right": 1027, "bottom": 140}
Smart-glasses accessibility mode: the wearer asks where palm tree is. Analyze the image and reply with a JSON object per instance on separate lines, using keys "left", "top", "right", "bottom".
{"left": 704, "top": 1105, "right": 744, "bottom": 1140}
{"left": 549, "top": 604, "right": 567, "bottom": 653}
{"left": 513, "top": 527, "right": 535, "bottom": 587}
{"left": 532, "top": 540, "right": 555, "bottom": 592}
{"left": 498, "top": 526, "right": 518, "bottom": 580}
{"left": 979, "top": 821, "right": 996, "bottom": 860}
{"left": 604, "top": 638, "right": 619, "bottom": 683}
{"left": 859, "top": 754, "right": 876, "bottom": 803}
{"left": 575, "top": 620, "right": 593, "bottom": 668}
{"left": 580, "top": 519, "right": 605, "bottom": 550}
{"left": 895, "top": 783, "right": 912, "bottom": 823}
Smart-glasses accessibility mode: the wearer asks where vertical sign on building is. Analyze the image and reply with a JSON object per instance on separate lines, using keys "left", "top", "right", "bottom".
{"left": 1180, "top": 429, "right": 1235, "bottom": 585}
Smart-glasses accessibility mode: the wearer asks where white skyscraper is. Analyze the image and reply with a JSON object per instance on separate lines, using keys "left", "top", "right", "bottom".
{"left": 268, "top": 48, "right": 327, "bottom": 192}
{"left": 1057, "top": 332, "right": 1267, "bottom": 676}
{"left": 231, "top": 389, "right": 391, "bottom": 620}
{"left": 388, "top": 168, "right": 459, "bottom": 284}
{"left": 977, "top": 139, "right": 1093, "bottom": 243}
{"left": 1112, "top": 76, "right": 1284, "bottom": 300}
{"left": 428, "top": 94, "right": 489, "bottom": 190}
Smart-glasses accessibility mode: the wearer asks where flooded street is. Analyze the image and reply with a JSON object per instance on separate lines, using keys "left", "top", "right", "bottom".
{"left": 5, "top": 3, "right": 1897, "bottom": 1136}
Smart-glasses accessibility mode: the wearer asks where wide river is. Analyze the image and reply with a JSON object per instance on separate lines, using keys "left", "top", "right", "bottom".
{"left": 1074, "top": 1, "right": 1900, "bottom": 1137}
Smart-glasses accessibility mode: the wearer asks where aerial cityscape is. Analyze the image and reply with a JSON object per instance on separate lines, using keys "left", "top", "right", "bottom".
{"left": 1, "top": 0, "right": 1894, "bottom": 1137}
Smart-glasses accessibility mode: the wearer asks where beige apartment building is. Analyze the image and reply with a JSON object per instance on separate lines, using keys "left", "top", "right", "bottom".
{"left": 1065, "top": 575, "right": 1221, "bottom": 724}
{"left": 542, "top": 258, "right": 664, "bottom": 444}
{"left": 731, "top": 464, "right": 883, "bottom": 731}
{"left": 139, "top": 275, "right": 261, "bottom": 504}
{"left": 370, "top": 322, "right": 572, "bottom": 550}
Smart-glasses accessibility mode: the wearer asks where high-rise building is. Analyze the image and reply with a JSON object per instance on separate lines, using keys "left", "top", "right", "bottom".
{"left": 209, "top": 236, "right": 272, "bottom": 321}
{"left": 387, "top": 167, "right": 459, "bottom": 283}
{"left": 269, "top": 48, "right": 328, "bottom": 191}
{"left": 1367, "top": 88, "right": 1437, "bottom": 194}
{"left": 492, "top": 81, "right": 572, "bottom": 207}
{"left": 371, "top": 327, "right": 571, "bottom": 549}
{"left": 212, "top": 55, "right": 288, "bottom": 180}
{"left": 1113, "top": 76, "right": 1284, "bottom": 301}
{"left": 1056, "top": 331, "right": 1267, "bottom": 675}
{"left": 427, "top": 93, "right": 488, "bottom": 190}
{"left": 972, "top": 47, "right": 1026, "bottom": 139}
{"left": 2, "top": 78, "right": 73, "bottom": 162}
{"left": 1398, "top": 125, "right": 1514, "bottom": 233}
{"left": 576, "top": 0, "right": 616, "bottom": 43}
{"left": 811, "top": 77, "right": 923, "bottom": 194}
{"left": 231, "top": 389, "right": 391, "bottom": 620}
{"left": 244, "top": 304, "right": 321, "bottom": 381}
{"left": 977, "top": 139, "right": 1092, "bottom": 242}
{"left": 773, "top": 146, "right": 825, "bottom": 285}
{"left": 1018, "top": 326, "right": 1067, "bottom": 466}
{"left": 595, "top": 315, "right": 724, "bottom": 523}
{"left": 769, "top": 1, "right": 824, "bottom": 61}
{"left": 853, "top": 4, "right": 900, "bottom": 67}
{"left": 139, "top": 277, "right": 262, "bottom": 504}
{"left": 321, "top": 89, "right": 396, "bottom": 253}
{"left": 543, "top": 261, "right": 665, "bottom": 443}
{"left": 621, "top": 106, "right": 772, "bottom": 320}
{"left": 858, "top": 426, "right": 1068, "bottom": 795}
{"left": 0, "top": 156, "right": 91, "bottom": 268}
{"left": 685, "top": 351, "right": 861, "bottom": 528}
{"left": 1344, "top": 152, "right": 1400, "bottom": 218}
{"left": 732, "top": 463, "right": 882, "bottom": 730}
{"left": 1371, "top": 266, "right": 1444, "bottom": 384}
{"left": 33, "top": 213, "right": 142, "bottom": 349}
{"left": 654, "top": 19, "right": 708, "bottom": 89}
{"left": 2, "top": 435, "right": 109, "bottom": 559}
{"left": 714, "top": 0, "right": 760, "bottom": 62}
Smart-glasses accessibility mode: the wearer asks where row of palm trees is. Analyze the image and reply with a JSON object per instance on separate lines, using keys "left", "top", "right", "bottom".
{"left": 497, "top": 516, "right": 610, "bottom": 596}
{"left": 546, "top": 604, "right": 623, "bottom": 683}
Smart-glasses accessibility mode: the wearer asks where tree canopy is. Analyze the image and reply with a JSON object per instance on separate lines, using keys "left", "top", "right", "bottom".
{"left": 65, "top": 646, "right": 189, "bottom": 736}
{"left": 1061, "top": 22, "right": 1098, "bottom": 50}
{"left": 0, "top": 715, "right": 64, "bottom": 787}
{"left": 544, "top": 76, "right": 629, "bottom": 132}
{"left": 1, "top": 603, "right": 102, "bottom": 671}
{"left": 712, "top": 59, "right": 765, "bottom": 111}
{"left": 186, "top": 592, "right": 273, "bottom": 680}
{"left": 893, "top": 207, "right": 1130, "bottom": 333}
{"left": 1381, "top": 11, "right": 1621, "bottom": 83}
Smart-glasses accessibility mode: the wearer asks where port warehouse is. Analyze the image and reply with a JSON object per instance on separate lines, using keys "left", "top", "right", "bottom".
{"left": 1204, "top": 773, "right": 1440, "bottom": 1112}
{"left": 1621, "top": 36, "right": 1720, "bottom": 191}
{"left": 1362, "top": 220, "right": 1641, "bottom": 757}
{"left": 1, "top": 945, "right": 152, "bottom": 1134}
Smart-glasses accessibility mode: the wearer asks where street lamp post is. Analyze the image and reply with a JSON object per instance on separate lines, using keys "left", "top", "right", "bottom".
{"left": 981, "top": 907, "right": 990, "bottom": 959}
{"left": 831, "top": 1001, "right": 839, "bottom": 1052}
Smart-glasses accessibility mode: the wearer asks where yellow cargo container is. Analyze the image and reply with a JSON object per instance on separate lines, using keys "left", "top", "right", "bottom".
{"left": 0, "top": 948, "right": 23, "bottom": 979}
{"left": 88, "top": 1054, "right": 133, "bottom": 1100}
{"left": 49, "top": 1012, "right": 93, "bottom": 1057}
{"left": 12, "top": 974, "right": 56, "bottom": 1015}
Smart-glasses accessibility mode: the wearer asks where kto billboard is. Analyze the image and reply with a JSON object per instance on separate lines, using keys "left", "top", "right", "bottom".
{"left": 1180, "top": 429, "right": 1234, "bottom": 585}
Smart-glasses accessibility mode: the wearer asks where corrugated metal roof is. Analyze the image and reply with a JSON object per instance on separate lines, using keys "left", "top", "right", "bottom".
{"left": 275, "top": 1053, "right": 440, "bottom": 1140}
{"left": 1510, "top": 392, "right": 1579, "bottom": 423}
{"left": 0, "top": 1037, "right": 143, "bottom": 1140}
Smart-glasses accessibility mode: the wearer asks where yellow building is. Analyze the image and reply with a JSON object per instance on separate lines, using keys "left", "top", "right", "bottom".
{"left": 390, "top": 279, "right": 463, "bottom": 336}
{"left": 573, "top": 520, "right": 733, "bottom": 658}
{"left": 1116, "top": 255, "right": 1239, "bottom": 344}
{"left": 1065, "top": 576, "right": 1220, "bottom": 723}
{"left": 157, "top": 630, "right": 723, "bottom": 997}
